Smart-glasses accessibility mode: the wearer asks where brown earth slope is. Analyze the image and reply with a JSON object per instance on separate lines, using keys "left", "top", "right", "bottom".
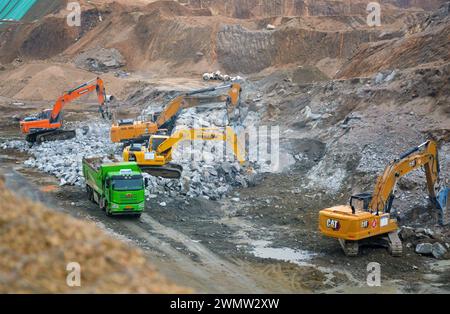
{"left": 1, "top": 0, "right": 446, "bottom": 76}
{"left": 337, "top": 3, "right": 450, "bottom": 78}
{"left": 0, "top": 178, "right": 189, "bottom": 293}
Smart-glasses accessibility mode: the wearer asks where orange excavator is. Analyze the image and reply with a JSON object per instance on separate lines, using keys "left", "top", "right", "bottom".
{"left": 110, "top": 83, "right": 242, "bottom": 146}
{"left": 20, "top": 77, "right": 112, "bottom": 143}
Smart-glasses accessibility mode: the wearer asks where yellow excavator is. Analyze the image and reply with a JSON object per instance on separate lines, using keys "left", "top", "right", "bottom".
{"left": 111, "top": 83, "right": 242, "bottom": 145}
{"left": 123, "top": 126, "right": 245, "bottom": 179}
{"left": 319, "top": 140, "right": 449, "bottom": 256}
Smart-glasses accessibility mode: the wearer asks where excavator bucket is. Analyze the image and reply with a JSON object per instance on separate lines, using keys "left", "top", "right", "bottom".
{"left": 437, "top": 187, "right": 449, "bottom": 225}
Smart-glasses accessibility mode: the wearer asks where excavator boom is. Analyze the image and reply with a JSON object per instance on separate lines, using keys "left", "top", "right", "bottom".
{"left": 370, "top": 140, "right": 440, "bottom": 214}
{"left": 156, "top": 127, "right": 245, "bottom": 163}
{"left": 20, "top": 77, "right": 111, "bottom": 143}
{"left": 123, "top": 126, "right": 245, "bottom": 178}
{"left": 111, "top": 83, "right": 242, "bottom": 144}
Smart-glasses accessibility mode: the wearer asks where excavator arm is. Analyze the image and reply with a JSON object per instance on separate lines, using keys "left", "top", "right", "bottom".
{"left": 156, "top": 127, "right": 245, "bottom": 163}
{"left": 111, "top": 83, "right": 242, "bottom": 144}
{"left": 155, "top": 83, "right": 242, "bottom": 129}
{"left": 49, "top": 77, "right": 109, "bottom": 122}
{"left": 370, "top": 140, "right": 440, "bottom": 214}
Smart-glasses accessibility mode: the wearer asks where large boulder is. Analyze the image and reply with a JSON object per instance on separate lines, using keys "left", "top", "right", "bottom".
{"left": 431, "top": 243, "right": 448, "bottom": 259}
{"left": 415, "top": 243, "right": 433, "bottom": 255}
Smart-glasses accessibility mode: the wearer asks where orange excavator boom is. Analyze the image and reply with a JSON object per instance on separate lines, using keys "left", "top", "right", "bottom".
{"left": 110, "top": 83, "right": 242, "bottom": 144}
{"left": 49, "top": 78, "right": 108, "bottom": 122}
{"left": 20, "top": 77, "right": 112, "bottom": 143}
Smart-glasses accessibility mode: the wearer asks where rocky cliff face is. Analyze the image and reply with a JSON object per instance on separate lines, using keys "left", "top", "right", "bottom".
{"left": 217, "top": 21, "right": 378, "bottom": 73}
{"left": 337, "top": 3, "right": 450, "bottom": 78}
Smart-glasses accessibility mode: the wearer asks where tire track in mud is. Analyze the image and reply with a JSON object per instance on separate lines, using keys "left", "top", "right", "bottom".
{"left": 121, "top": 213, "right": 268, "bottom": 293}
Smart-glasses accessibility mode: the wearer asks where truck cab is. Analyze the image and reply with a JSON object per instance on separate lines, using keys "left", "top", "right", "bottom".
{"left": 103, "top": 169, "right": 146, "bottom": 216}
{"left": 82, "top": 158, "right": 146, "bottom": 217}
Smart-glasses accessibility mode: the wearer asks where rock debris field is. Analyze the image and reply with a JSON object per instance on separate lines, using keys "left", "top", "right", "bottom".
{"left": 2, "top": 106, "right": 262, "bottom": 201}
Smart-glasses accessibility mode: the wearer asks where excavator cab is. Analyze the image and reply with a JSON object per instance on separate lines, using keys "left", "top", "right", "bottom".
{"left": 23, "top": 109, "right": 52, "bottom": 122}
{"left": 149, "top": 135, "right": 170, "bottom": 153}
{"left": 349, "top": 193, "right": 372, "bottom": 214}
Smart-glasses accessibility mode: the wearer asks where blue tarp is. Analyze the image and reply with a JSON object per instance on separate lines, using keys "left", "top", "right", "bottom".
{"left": 0, "top": 0, "right": 38, "bottom": 21}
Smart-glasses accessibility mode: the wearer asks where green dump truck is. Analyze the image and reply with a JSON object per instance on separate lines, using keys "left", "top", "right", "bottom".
{"left": 82, "top": 158, "right": 146, "bottom": 217}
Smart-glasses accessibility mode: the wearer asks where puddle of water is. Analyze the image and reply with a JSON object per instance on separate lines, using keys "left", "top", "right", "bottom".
{"left": 251, "top": 240, "right": 315, "bottom": 266}
{"left": 429, "top": 260, "right": 450, "bottom": 272}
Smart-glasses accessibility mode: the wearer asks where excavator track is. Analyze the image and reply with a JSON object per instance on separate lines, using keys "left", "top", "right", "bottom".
{"left": 35, "top": 130, "right": 76, "bottom": 144}
{"left": 26, "top": 129, "right": 76, "bottom": 143}
{"left": 338, "top": 239, "right": 359, "bottom": 257}
{"left": 140, "top": 163, "right": 183, "bottom": 179}
{"left": 387, "top": 231, "right": 403, "bottom": 257}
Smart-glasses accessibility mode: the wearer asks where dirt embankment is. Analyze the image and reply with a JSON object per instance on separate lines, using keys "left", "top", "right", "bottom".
{"left": 1, "top": 0, "right": 441, "bottom": 77}
{"left": 182, "top": 0, "right": 447, "bottom": 19}
{"left": 337, "top": 3, "right": 450, "bottom": 78}
{"left": 0, "top": 62, "right": 135, "bottom": 102}
{"left": 0, "top": 177, "right": 189, "bottom": 293}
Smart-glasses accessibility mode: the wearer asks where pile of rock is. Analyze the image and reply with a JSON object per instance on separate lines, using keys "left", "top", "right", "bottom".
{"left": 0, "top": 180, "right": 189, "bottom": 293}
{"left": 372, "top": 69, "right": 397, "bottom": 85}
{"left": 144, "top": 160, "right": 255, "bottom": 200}
{"left": 2, "top": 121, "right": 119, "bottom": 187}
{"left": 400, "top": 226, "right": 449, "bottom": 259}
{"left": 202, "top": 71, "right": 243, "bottom": 82}
{"left": 142, "top": 106, "right": 257, "bottom": 200}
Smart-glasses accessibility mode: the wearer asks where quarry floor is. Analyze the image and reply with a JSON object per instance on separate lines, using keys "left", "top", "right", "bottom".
{"left": 0, "top": 74, "right": 449, "bottom": 293}
{"left": 0, "top": 123, "right": 448, "bottom": 294}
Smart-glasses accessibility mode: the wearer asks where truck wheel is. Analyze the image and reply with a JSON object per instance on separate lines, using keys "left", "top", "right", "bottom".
{"left": 134, "top": 213, "right": 142, "bottom": 218}
{"left": 104, "top": 202, "right": 113, "bottom": 217}
{"left": 86, "top": 186, "right": 94, "bottom": 202}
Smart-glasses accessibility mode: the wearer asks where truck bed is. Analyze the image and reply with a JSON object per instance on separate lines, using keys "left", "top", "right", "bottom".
{"left": 83, "top": 157, "right": 119, "bottom": 171}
